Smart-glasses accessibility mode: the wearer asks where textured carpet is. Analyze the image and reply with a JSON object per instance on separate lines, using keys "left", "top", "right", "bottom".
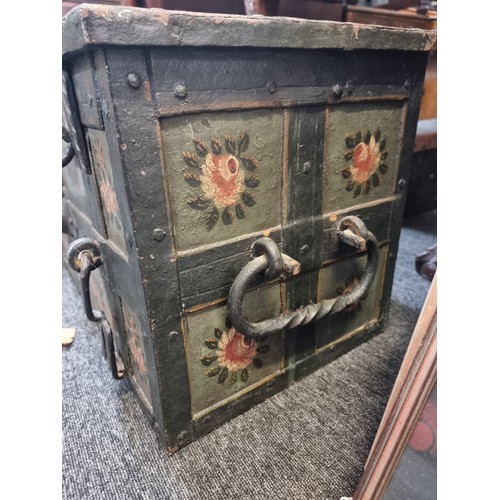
{"left": 62, "top": 210, "right": 436, "bottom": 500}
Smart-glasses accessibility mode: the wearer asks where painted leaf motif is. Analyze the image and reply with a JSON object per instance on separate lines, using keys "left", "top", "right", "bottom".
{"left": 245, "top": 176, "right": 260, "bottom": 188}
{"left": 379, "top": 164, "right": 388, "bottom": 174}
{"left": 205, "top": 338, "right": 219, "bottom": 349}
{"left": 241, "top": 368, "right": 249, "bottom": 382}
{"left": 241, "top": 157, "right": 258, "bottom": 172}
{"left": 188, "top": 197, "right": 211, "bottom": 210}
{"left": 253, "top": 358, "right": 263, "bottom": 368}
{"left": 238, "top": 131, "right": 249, "bottom": 154}
{"left": 341, "top": 169, "right": 351, "bottom": 179}
{"left": 211, "top": 138, "right": 222, "bottom": 154}
{"left": 346, "top": 181, "right": 355, "bottom": 192}
{"left": 228, "top": 372, "right": 238, "bottom": 385}
{"left": 355, "top": 131, "right": 362, "bottom": 144}
{"left": 379, "top": 138, "right": 386, "bottom": 151}
{"left": 256, "top": 345, "right": 270, "bottom": 354}
{"left": 372, "top": 173, "right": 380, "bottom": 187}
{"left": 344, "top": 150, "right": 353, "bottom": 160}
{"left": 225, "top": 134, "right": 236, "bottom": 155}
{"left": 235, "top": 204, "right": 245, "bottom": 219}
{"left": 381, "top": 151, "right": 389, "bottom": 161}
{"left": 194, "top": 139, "right": 208, "bottom": 157}
{"left": 225, "top": 316, "right": 232, "bottom": 329}
{"left": 207, "top": 366, "right": 221, "bottom": 377}
{"left": 214, "top": 327, "right": 223, "bottom": 339}
{"left": 353, "top": 185, "right": 362, "bottom": 198}
{"left": 364, "top": 131, "right": 371, "bottom": 144}
{"left": 184, "top": 173, "right": 201, "bottom": 187}
{"left": 222, "top": 207, "right": 233, "bottom": 225}
{"left": 182, "top": 152, "right": 199, "bottom": 169}
{"left": 242, "top": 192, "right": 256, "bottom": 207}
{"left": 201, "top": 354, "right": 217, "bottom": 366}
{"left": 218, "top": 367, "right": 229, "bottom": 384}
{"left": 374, "top": 128, "right": 381, "bottom": 141}
{"left": 364, "top": 178, "right": 371, "bottom": 194}
{"left": 255, "top": 334, "right": 269, "bottom": 343}
{"left": 345, "top": 136, "right": 357, "bottom": 149}
{"left": 206, "top": 207, "right": 219, "bottom": 231}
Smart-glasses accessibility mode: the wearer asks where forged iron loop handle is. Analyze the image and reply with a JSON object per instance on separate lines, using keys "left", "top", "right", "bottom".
{"left": 227, "top": 216, "right": 379, "bottom": 338}
{"left": 66, "top": 238, "right": 103, "bottom": 322}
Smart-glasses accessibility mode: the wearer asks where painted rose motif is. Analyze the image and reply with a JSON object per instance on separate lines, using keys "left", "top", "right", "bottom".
{"left": 217, "top": 328, "right": 257, "bottom": 371}
{"left": 125, "top": 309, "right": 146, "bottom": 374}
{"left": 200, "top": 153, "right": 245, "bottom": 208}
{"left": 342, "top": 129, "right": 389, "bottom": 197}
{"left": 99, "top": 181, "right": 119, "bottom": 215}
{"left": 181, "top": 132, "right": 261, "bottom": 230}
{"left": 200, "top": 325, "right": 270, "bottom": 385}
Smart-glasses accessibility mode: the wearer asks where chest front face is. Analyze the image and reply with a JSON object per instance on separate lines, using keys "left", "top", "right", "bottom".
{"left": 63, "top": 9, "right": 432, "bottom": 450}
{"left": 139, "top": 46, "right": 423, "bottom": 417}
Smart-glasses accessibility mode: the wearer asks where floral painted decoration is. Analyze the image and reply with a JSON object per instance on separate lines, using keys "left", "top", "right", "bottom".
{"left": 200, "top": 326, "right": 269, "bottom": 385}
{"left": 182, "top": 133, "right": 261, "bottom": 230}
{"left": 342, "top": 129, "right": 389, "bottom": 197}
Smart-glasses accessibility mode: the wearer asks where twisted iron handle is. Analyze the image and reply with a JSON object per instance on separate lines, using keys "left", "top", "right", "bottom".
{"left": 227, "top": 216, "right": 379, "bottom": 338}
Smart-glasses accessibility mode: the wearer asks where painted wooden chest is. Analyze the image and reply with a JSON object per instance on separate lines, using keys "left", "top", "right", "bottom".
{"left": 62, "top": 4, "right": 436, "bottom": 453}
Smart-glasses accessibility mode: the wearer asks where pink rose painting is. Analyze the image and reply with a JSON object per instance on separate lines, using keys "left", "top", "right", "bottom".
{"left": 181, "top": 132, "right": 261, "bottom": 230}
{"left": 200, "top": 326, "right": 270, "bottom": 385}
{"left": 342, "top": 129, "right": 389, "bottom": 197}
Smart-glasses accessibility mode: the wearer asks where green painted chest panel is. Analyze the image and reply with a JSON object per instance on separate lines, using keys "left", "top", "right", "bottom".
{"left": 62, "top": 5, "right": 435, "bottom": 453}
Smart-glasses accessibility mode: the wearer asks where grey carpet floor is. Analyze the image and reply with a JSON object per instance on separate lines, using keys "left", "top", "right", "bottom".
{"left": 62, "top": 210, "right": 436, "bottom": 500}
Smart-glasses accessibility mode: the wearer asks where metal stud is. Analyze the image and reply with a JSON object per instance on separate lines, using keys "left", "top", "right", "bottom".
{"left": 173, "top": 81, "right": 187, "bottom": 98}
{"left": 266, "top": 81, "right": 277, "bottom": 93}
{"left": 126, "top": 73, "right": 142, "bottom": 89}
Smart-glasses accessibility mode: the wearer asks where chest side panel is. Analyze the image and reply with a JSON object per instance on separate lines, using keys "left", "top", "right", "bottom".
{"left": 152, "top": 46, "right": 427, "bottom": 419}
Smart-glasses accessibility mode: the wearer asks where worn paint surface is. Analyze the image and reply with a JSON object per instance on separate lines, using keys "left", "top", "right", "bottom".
{"left": 122, "top": 300, "right": 153, "bottom": 408}
{"left": 316, "top": 246, "right": 388, "bottom": 348}
{"left": 87, "top": 128, "right": 127, "bottom": 253}
{"left": 161, "top": 110, "right": 282, "bottom": 250}
{"left": 185, "top": 283, "right": 281, "bottom": 415}
{"left": 323, "top": 102, "right": 406, "bottom": 214}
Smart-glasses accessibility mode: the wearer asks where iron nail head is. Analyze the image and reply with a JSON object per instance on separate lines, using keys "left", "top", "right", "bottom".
{"left": 302, "top": 162, "right": 312, "bottom": 174}
{"left": 266, "top": 81, "right": 277, "bottom": 94}
{"left": 126, "top": 73, "right": 142, "bottom": 89}
{"left": 332, "top": 84, "right": 343, "bottom": 98}
{"left": 169, "top": 331, "right": 178, "bottom": 341}
{"left": 173, "top": 82, "right": 187, "bottom": 98}
{"left": 153, "top": 228, "right": 166, "bottom": 242}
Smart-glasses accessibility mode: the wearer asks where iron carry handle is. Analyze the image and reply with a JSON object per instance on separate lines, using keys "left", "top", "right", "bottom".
{"left": 65, "top": 237, "right": 124, "bottom": 380}
{"left": 66, "top": 238, "right": 103, "bottom": 322}
{"left": 227, "top": 216, "right": 379, "bottom": 338}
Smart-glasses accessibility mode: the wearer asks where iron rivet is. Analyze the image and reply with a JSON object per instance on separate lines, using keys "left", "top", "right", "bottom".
{"left": 177, "top": 431, "right": 187, "bottom": 442}
{"left": 267, "top": 379, "right": 275, "bottom": 389}
{"left": 173, "top": 82, "right": 187, "bottom": 98}
{"left": 126, "top": 73, "right": 142, "bottom": 89}
{"left": 153, "top": 228, "right": 166, "bottom": 242}
{"left": 300, "top": 245, "right": 310, "bottom": 255}
{"left": 398, "top": 178, "right": 407, "bottom": 190}
{"left": 168, "top": 331, "right": 178, "bottom": 341}
{"left": 345, "top": 80, "right": 354, "bottom": 94}
{"left": 332, "top": 84, "right": 343, "bottom": 99}
{"left": 203, "top": 416, "right": 211, "bottom": 425}
{"left": 404, "top": 78, "right": 412, "bottom": 89}
{"left": 266, "top": 81, "right": 277, "bottom": 94}
{"left": 302, "top": 162, "right": 312, "bottom": 174}
{"left": 389, "top": 253, "right": 394, "bottom": 261}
